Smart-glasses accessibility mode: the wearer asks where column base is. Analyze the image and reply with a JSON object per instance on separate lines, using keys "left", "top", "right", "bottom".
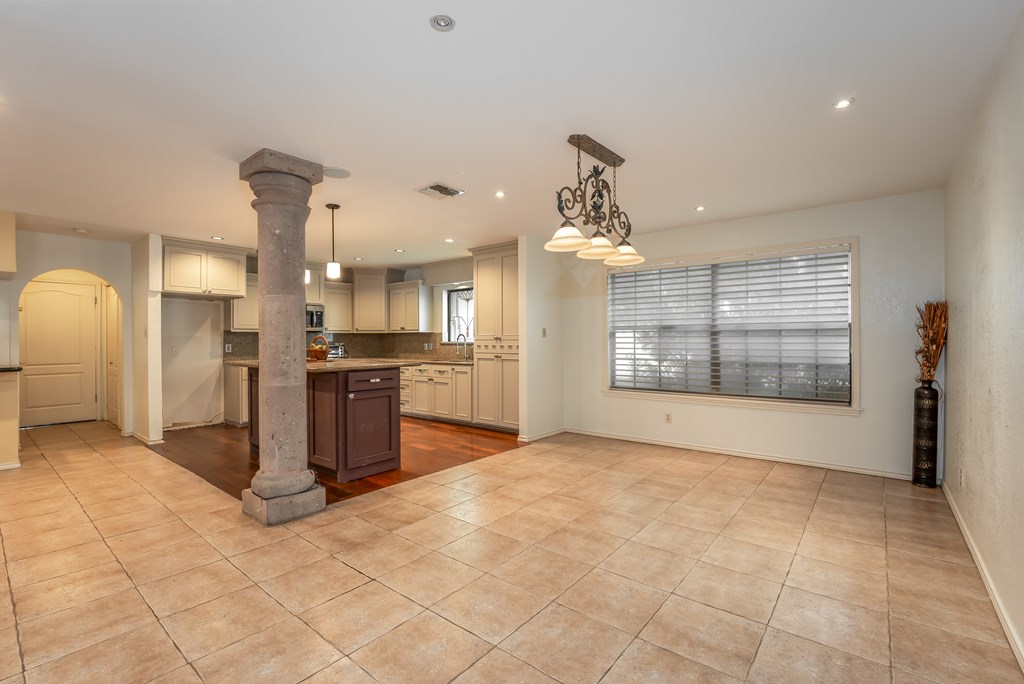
{"left": 242, "top": 485, "right": 326, "bottom": 526}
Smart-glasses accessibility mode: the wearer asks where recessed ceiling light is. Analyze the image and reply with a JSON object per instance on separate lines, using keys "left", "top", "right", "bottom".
{"left": 394, "top": 249, "right": 405, "bottom": 253}
{"left": 494, "top": 191, "right": 505, "bottom": 198}
{"left": 72, "top": 227, "right": 89, "bottom": 234}
{"left": 444, "top": 238, "right": 455, "bottom": 243}
{"left": 353, "top": 257, "right": 364, "bottom": 261}
{"left": 210, "top": 235, "right": 224, "bottom": 240}
{"left": 695, "top": 206, "right": 706, "bottom": 212}
{"left": 323, "top": 166, "right": 351, "bottom": 179}
{"left": 430, "top": 14, "right": 455, "bottom": 32}
{"left": 833, "top": 97, "right": 855, "bottom": 110}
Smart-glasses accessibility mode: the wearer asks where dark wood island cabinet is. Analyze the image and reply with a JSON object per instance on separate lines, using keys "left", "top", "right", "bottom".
{"left": 239, "top": 360, "right": 416, "bottom": 482}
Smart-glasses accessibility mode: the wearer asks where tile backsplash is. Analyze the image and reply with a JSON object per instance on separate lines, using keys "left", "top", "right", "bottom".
{"left": 222, "top": 331, "right": 472, "bottom": 362}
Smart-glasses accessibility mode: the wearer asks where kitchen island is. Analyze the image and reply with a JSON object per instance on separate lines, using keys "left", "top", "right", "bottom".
{"left": 226, "top": 359, "right": 421, "bottom": 482}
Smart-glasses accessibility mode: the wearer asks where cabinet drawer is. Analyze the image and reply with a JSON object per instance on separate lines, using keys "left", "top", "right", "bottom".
{"left": 400, "top": 367, "right": 412, "bottom": 377}
{"left": 347, "top": 368, "right": 399, "bottom": 391}
{"left": 430, "top": 367, "right": 452, "bottom": 378}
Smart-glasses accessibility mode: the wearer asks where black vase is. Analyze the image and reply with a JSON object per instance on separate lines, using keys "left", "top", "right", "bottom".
{"left": 912, "top": 380, "right": 939, "bottom": 487}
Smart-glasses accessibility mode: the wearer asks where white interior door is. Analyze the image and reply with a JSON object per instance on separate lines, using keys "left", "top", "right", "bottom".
{"left": 104, "top": 285, "right": 121, "bottom": 428}
{"left": 19, "top": 280, "right": 99, "bottom": 426}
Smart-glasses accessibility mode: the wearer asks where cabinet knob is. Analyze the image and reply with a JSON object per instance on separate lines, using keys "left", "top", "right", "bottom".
{"left": 348, "top": 393, "right": 355, "bottom": 399}
{"left": 429, "top": 378, "right": 434, "bottom": 382}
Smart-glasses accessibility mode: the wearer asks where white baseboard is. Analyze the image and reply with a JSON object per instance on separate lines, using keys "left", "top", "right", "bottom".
{"left": 944, "top": 489, "right": 1024, "bottom": 670}
{"left": 518, "top": 428, "right": 565, "bottom": 444}
{"left": 0, "top": 461, "right": 21, "bottom": 471}
{"left": 563, "top": 427, "right": 912, "bottom": 481}
{"left": 131, "top": 432, "right": 165, "bottom": 446}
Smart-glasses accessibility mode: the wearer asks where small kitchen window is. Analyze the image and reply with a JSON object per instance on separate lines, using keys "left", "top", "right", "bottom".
{"left": 444, "top": 287, "right": 474, "bottom": 343}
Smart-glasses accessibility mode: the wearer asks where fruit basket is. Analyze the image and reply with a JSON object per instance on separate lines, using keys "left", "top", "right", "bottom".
{"left": 306, "top": 335, "right": 329, "bottom": 361}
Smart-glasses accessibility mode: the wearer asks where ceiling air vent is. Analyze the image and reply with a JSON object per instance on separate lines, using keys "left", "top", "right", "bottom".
{"left": 418, "top": 182, "right": 465, "bottom": 199}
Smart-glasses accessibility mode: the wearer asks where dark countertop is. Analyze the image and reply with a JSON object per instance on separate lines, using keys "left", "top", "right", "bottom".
{"left": 225, "top": 356, "right": 475, "bottom": 371}
{"left": 225, "top": 358, "right": 424, "bottom": 373}
{"left": 0, "top": 367, "right": 23, "bottom": 373}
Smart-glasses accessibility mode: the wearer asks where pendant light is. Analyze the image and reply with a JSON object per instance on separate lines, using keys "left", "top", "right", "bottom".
{"left": 546, "top": 134, "right": 644, "bottom": 266}
{"left": 325, "top": 203, "right": 341, "bottom": 279}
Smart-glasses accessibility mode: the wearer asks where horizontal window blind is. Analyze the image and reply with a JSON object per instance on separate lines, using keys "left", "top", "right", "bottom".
{"left": 609, "top": 249, "right": 852, "bottom": 403}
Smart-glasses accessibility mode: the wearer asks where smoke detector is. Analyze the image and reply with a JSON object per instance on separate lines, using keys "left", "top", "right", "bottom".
{"left": 418, "top": 182, "right": 465, "bottom": 199}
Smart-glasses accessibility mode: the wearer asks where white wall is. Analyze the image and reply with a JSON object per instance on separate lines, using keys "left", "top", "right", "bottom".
{"left": 161, "top": 297, "right": 224, "bottom": 428}
{"left": 518, "top": 235, "right": 565, "bottom": 440}
{"left": 944, "top": 15, "right": 1024, "bottom": 664}
{"left": 10, "top": 230, "right": 134, "bottom": 435}
{"left": 560, "top": 190, "right": 944, "bottom": 477}
{"left": 131, "top": 235, "right": 162, "bottom": 443}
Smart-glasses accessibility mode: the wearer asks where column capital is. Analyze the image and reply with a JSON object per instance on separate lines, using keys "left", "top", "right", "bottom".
{"left": 239, "top": 148, "right": 324, "bottom": 185}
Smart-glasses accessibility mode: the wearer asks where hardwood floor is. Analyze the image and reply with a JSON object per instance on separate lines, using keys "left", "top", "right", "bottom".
{"left": 148, "top": 417, "right": 520, "bottom": 505}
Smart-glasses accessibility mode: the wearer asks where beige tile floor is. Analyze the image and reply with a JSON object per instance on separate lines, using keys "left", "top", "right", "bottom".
{"left": 1, "top": 422, "right": 1022, "bottom": 683}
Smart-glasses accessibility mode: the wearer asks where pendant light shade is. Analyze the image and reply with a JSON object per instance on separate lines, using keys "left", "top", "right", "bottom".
{"left": 604, "top": 242, "right": 645, "bottom": 266}
{"left": 577, "top": 234, "right": 619, "bottom": 259}
{"left": 325, "top": 203, "right": 341, "bottom": 280}
{"left": 544, "top": 220, "right": 590, "bottom": 252}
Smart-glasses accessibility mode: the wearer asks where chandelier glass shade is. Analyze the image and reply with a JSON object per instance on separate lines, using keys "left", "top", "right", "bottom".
{"left": 325, "top": 203, "right": 341, "bottom": 280}
{"left": 545, "top": 134, "right": 644, "bottom": 266}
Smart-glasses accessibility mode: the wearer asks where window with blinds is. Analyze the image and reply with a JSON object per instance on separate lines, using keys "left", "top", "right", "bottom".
{"left": 608, "top": 247, "right": 852, "bottom": 404}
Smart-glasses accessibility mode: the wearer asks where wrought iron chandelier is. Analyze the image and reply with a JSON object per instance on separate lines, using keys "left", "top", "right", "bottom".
{"left": 544, "top": 134, "right": 644, "bottom": 266}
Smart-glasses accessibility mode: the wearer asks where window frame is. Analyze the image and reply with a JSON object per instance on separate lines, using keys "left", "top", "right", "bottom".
{"left": 602, "top": 237, "right": 861, "bottom": 416}
{"left": 442, "top": 286, "right": 475, "bottom": 344}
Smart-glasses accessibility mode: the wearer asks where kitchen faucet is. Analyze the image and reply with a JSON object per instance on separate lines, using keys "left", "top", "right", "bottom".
{"left": 456, "top": 333, "right": 469, "bottom": 360}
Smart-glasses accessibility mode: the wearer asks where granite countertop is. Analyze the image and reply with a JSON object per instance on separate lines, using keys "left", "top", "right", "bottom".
{"left": 225, "top": 356, "right": 474, "bottom": 371}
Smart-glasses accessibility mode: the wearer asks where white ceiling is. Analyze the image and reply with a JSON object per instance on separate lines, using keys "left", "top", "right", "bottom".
{"left": 1, "top": 1, "right": 1021, "bottom": 267}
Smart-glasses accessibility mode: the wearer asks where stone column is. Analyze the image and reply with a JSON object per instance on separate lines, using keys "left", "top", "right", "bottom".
{"left": 238, "top": 149, "right": 325, "bottom": 525}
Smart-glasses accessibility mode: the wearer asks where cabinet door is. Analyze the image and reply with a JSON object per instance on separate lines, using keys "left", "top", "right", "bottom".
{"left": 324, "top": 285, "right": 353, "bottom": 332}
{"left": 346, "top": 388, "right": 400, "bottom": 469}
{"left": 207, "top": 251, "right": 246, "bottom": 296}
{"left": 431, "top": 376, "right": 453, "bottom": 418}
{"left": 499, "top": 355, "right": 519, "bottom": 428}
{"left": 240, "top": 369, "right": 249, "bottom": 424}
{"left": 403, "top": 289, "right": 420, "bottom": 331}
{"left": 411, "top": 376, "right": 432, "bottom": 414}
{"left": 229, "top": 275, "right": 259, "bottom": 331}
{"left": 388, "top": 288, "right": 407, "bottom": 332}
{"left": 305, "top": 267, "right": 325, "bottom": 304}
{"left": 224, "top": 365, "right": 243, "bottom": 425}
{"left": 354, "top": 273, "right": 388, "bottom": 331}
{"left": 453, "top": 367, "right": 472, "bottom": 421}
{"left": 499, "top": 253, "right": 519, "bottom": 341}
{"left": 163, "top": 246, "right": 206, "bottom": 294}
{"left": 473, "top": 355, "right": 499, "bottom": 425}
{"left": 473, "top": 254, "right": 499, "bottom": 340}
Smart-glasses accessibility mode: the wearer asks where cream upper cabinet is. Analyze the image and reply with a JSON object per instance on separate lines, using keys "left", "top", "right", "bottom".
{"left": 305, "top": 263, "right": 325, "bottom": 304}
{"left": 353, "top": 268, "right": 403, "bottom": 332}
{"left": 227, "top": 274, "right": 259, "bottom": 331}
{"left": 387, "top": 280, "right": 432, "bottom": 332}
{"left": 471, "top": 243, "right": 518, "bottom": 346}
{"left": 163, "top": 241, "right": 247, "bottom": 298}
{"left": 324, "top": 283, "right": 353, "bottom": 333}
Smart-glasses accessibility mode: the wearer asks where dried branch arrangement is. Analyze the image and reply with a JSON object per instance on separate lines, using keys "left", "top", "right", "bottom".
{"left": 915, "top": 300, "right": 948, "bottom": 382}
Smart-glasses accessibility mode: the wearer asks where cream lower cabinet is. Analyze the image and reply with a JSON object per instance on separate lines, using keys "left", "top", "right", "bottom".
{"left": 403, "top": 364, "right": 473, "bottom": 422}
{"left": 224, "top": 365, "right": 249, "bottom": 426}
{"left": 473, "top": 354, "right": 518, "bottom": 431}
{"left": 399, "top": 367, "right": 412, "bottom": 414}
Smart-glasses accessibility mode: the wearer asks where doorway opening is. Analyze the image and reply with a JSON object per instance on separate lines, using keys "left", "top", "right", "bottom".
{"left": 18, "top": 269, "right": 123, "bottom": 430}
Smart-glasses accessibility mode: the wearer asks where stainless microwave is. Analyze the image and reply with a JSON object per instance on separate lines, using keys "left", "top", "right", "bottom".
{"left": 306, "top": 304, "right": 324, "bottom": 331}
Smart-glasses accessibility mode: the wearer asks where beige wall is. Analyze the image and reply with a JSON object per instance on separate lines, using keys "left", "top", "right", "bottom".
{"left": 944, "top": 15, "right": 1024, "bottom": 664}
{"left": 559, "top": 190, "right": 945, "bottom": 477}
{"left": 161, "top": 297, "right": 224, "bottom": 428}
{"left": 130, "top": 235, "right": 163, "bottom": 444}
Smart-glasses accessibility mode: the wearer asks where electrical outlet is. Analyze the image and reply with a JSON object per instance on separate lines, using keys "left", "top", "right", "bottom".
{"left": 960, "top": 467, "right": 964, "bottom": 488}
{"left": 224, "top": 343, "right": 232, "bottom": 353}
{"left": 542, "top": 327, "right": 547, "bottom": 338}
{"left": 423, "top": 343, "right": 428, "bottom": 351}
{"left": 171, "top": 347, "right": 180, "bottom": 357}
{"left": 664, "top": 413, "right": 672, "bottom": 424}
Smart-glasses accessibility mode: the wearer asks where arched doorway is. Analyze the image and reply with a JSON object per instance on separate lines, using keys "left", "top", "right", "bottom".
{"left": 18, "top": 269, "right": 123, "bottom": 428}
